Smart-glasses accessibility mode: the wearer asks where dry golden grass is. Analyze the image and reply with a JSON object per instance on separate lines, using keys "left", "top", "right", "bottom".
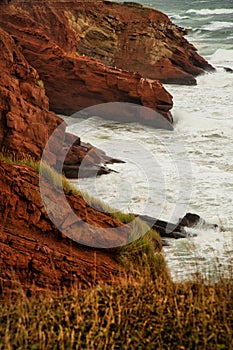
{"left": 0, "top": 255, "right": 232, "bottom": 350}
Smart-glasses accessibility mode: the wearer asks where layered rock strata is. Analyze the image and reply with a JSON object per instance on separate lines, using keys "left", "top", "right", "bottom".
{"left": 0, "top": 1, "right": 174, "bottom": 125}
{"left": 1, "top": 0, "right": 214, "bottom": 86}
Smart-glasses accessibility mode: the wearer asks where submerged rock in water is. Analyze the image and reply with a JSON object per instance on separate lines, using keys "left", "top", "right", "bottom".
{"left": 178, "top": 212, "right": 218, "bottom": 230}
{"left": 223, "top": 66, "right": 233, "bottom": 73}
{"left": 139, "top": 212, "right": 218, "bottom": 244}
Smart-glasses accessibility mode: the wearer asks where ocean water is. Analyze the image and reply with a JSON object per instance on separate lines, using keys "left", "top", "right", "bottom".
{"left": 65, "top": 0, "right": 233, "bottom": 281}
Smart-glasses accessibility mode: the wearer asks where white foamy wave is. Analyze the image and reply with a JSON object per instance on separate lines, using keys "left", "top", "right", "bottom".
{"left": 164, "top": 228, "right": 233, "bottom": 282}
{"left": 202, "top": 21, "right": 233, "bottom": 31}
{"left": 187, "top": 8, "right": 233, "bottom": 15}
{"left": 210, "top": 48, "right": 233, "bottom": 64}
{"left": 173, "top": 109, "right": 219, "bottom": 132}
{"left": 169, "top": 14, "right": 190, "bottom": 20}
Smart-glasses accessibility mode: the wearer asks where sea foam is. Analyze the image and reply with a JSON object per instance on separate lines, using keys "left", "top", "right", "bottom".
{"left": 210, "top": 48, "right": 233, "bottom": 64}
{"left": 186, "top": 8, "right": 233, "bottom": 15}
{"left": 202, "top": 21, "right": 233, "bottom": 31}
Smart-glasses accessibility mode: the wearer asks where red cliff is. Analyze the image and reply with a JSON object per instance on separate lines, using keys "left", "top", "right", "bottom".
{"left": 0, "top": 27, "right": 61, "bottom": 159}
{"left": 0, "top": 1, "right": 174, "bottom": 125}
{"left": 0, "top": 0, "right": 212, "bottom": 293}
{"left": 2, "top": 0, "right": 214, "bottom": 85}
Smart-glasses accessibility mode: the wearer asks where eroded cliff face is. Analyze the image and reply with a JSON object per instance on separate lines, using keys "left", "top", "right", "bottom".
{"left": 0, "top": 27, "right": 62, "bottom": 159}
{"left": 0, "top": 160, "right": 132, "bottom": 291}
{"left": 0, "top": 1, "right": 174, "bottom": 124}
{"left": 3, "top": 0, "right": 214, "bottom": 85}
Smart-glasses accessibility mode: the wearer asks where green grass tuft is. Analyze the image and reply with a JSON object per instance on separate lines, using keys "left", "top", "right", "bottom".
{"left": 0, "top": 151, "right": 40, "bottom": 172}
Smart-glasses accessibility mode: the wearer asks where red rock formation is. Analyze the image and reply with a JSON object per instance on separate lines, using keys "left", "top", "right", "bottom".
{"left": 0, "top": 27, "right": 124, "bottom": 174}
{"left": 0, "top": 160, "right": 133, "bottom": 291}
{"left": 2, "top": 0, "right": 214, "bottom": 85}
{"left": 0, "top": 1, "right": 173, "bottom": 126}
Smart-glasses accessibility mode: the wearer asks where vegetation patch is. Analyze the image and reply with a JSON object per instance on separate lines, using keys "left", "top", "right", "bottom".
{"left": 0, "top": 265, "right": 232, "bottom": 349}
{"left": 37, "top": 79, "right": 44, "bottom": 89}
{"left": 0, "top": 151, "right": 40, "bottom": 173}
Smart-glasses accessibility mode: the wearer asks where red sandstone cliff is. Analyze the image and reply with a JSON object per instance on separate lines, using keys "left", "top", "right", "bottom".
{"left": 0, "top": 0, "right": 212, "bottom": 293}
{"left": 0, "top": 1, "right": 174, "bottom": 125}
{"left": 0, "top": 27, "right": 61, "bottom": 159}
{"left": 3, "top": 0, "right": 214, "bottom": 85}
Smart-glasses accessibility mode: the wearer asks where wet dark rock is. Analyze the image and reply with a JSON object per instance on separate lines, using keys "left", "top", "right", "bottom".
{"left": 140, "top": 215, "right": 190, "bottom": 240}
{"left": 178, "top": 212, "right": 218, "bottom": 230}
{"left": 179, "top": 213, "right": 201, "bottom": 227}
{"left": 139, "top": 212, "right": 218, "bottom": 244}
{"left": 223, "top": 66, "right": 233, "bottom": 73}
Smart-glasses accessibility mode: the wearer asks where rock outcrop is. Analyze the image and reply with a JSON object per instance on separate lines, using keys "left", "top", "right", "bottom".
{"left": 0, "top": 1, "right": 174, "bottom": 125}
{"left": 178, "top": 212, "right": 218, "bottom": 230}
{"left": 1, "top": 0, "right": 214, "bottom": 86}
{"left": 0, "top": 222, "right": 122, "bottom": 293}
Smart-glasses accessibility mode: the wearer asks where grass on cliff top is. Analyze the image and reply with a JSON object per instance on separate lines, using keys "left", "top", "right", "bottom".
{"left": 0, "top": 151, "right": 40, "bottom": 173}
{"left": 0, "top": 262, "right": 232, "bottom": 350}
{"left": 0, "top": 151, "right": 77, "bottom": 197}
{"left": 0, "top": 151, "right": 81, "bottom": 196}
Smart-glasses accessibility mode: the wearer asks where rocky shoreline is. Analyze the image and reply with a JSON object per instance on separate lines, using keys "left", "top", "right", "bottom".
{"left": 0, "top": 0, "right": 215, "bottom": 292}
